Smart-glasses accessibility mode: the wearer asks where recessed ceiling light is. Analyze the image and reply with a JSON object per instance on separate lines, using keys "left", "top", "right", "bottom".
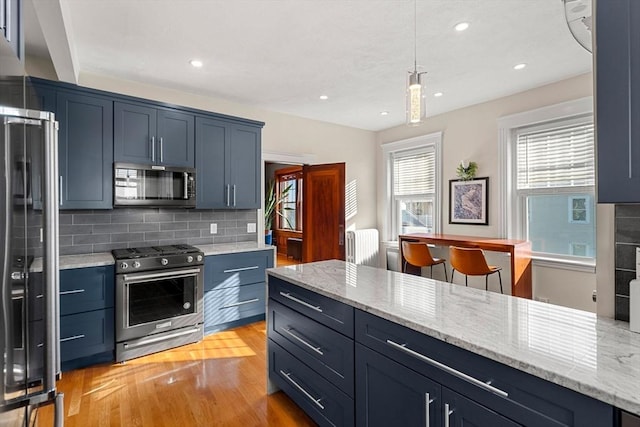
{"left": 189, "top": 59, "right": 203, "bottom": 68}
{"left": 380, "top": 111, "right": 389, "bottom": 116}
{"left": 513, "top": 63, "right": 527, "bottom": 70}
{"left": 454, "top": 22, "right": 470, "bottom": 32}
{"left": 434, "top": 92, "right": 443, "bottom": 97}
{"left": 319, "top": 95, "right": 329, "bottom": 100}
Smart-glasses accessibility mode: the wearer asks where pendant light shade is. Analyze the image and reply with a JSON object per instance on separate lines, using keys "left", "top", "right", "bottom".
{"left": 406, "top": 0, "right": 426, "bottom": 126}
{"left": 407, "top": 70, "right": 426, "bottom": 125}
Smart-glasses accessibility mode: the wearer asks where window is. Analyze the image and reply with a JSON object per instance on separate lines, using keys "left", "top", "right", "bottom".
{"left": 512, "top": 115, "right": 595, "bottom": 262}
{"left": 276, "top": 167, "right": 303, "bottom": 231}
{"left": 383, "top": 132, "right": 442, "bottom": 240}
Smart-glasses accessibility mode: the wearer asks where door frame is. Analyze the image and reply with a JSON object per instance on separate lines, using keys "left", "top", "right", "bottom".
{"left": 261, "top": 150, "right": 316, "bottom": 246}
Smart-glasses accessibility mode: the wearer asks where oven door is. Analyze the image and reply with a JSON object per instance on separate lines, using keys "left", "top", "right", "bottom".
{"left": 116, "top": 266, "right": 204, "bottom": 342}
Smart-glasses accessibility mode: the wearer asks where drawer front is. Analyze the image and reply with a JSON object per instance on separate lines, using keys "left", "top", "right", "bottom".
{"left": 269, "top": 299, "right": 354, "bottom": 397}
{"left": 60, "top": 266, "right": 115, "bottom": 316}
{"left": 268, "top": 276, "right": 354, "bottom": 338}
{"left": 204, "top": 282, "right": 266, "bottom": 326}
{"left": 204, "top": 250, "right": 273, "bottom": 291}
{"left": 269, "top": 340, "right": 354, "bottom": 427}
{"left": 60, "top": 308, "right": 114, "bottom": 363}
{"left": 355, "top": 310, "right": 613, "bottom": 427}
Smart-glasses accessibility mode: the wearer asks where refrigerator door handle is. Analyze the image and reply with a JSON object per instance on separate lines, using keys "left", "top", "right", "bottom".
{"left": 45, "top": 117, "right": 61, "bottom": 392}
{"left": 1, "top": 115, "right": 14, "bottom": 402}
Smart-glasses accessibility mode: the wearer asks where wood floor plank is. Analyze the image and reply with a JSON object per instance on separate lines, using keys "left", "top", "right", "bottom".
{"left": 35, "top": 321, "right": 316, "bottom": 426}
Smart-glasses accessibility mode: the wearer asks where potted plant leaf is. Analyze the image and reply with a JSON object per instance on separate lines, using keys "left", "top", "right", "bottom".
{"left": 264, "top": 179, "right": 293, "bottom": 245}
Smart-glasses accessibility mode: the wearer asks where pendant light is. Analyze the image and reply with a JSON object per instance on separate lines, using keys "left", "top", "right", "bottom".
{"left": 406, "top": 0, "right": 427, "bottom": 126}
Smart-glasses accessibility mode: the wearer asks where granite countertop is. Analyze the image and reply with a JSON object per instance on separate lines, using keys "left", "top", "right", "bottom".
{"left": 28, "top": 242, "right": 276, "bottom": 272}
{"left": 267, "top": 259, "right": 640, "bottom": 416}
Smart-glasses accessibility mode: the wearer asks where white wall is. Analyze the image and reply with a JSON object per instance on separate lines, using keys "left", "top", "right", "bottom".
{"left": 26, "top": 66, "right": 379, "bottom": 233}
{"left": 376, "top": 73, "right": 603, "bottom": 313}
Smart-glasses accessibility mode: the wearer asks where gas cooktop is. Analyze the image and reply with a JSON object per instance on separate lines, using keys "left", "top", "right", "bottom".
{"left": 112, "top": 244, "right": 201, "bottom": 260}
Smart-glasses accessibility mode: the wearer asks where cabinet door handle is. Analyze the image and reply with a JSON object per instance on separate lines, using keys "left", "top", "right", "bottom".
{"left": 279, "top": 291, "right": 323, "bottom": 313}
{"left": 220, "top": 298, "right": 259, "bottom": 309}
{"left": 60, "top": 334, "right": 85, "bottom": 343}
{"left": 279, "top": 370, "right": 325, "bottom": 410}
{"left": 4, "top": 0, "right": 10, "bottom": 42}
{"left": 223, "top": 265, "right": 259, "bottom": 273}
{"left": 159, "top": 137, "right": 164, "bottom": 163}
{"left": 386, "top": 340, "right": 509, "bottom": 398}
{"left": 232, "top": 184, "right": 236, "bottom": 206}
{"left": 425, "top": 392, "right": 433, "bottom": 427}
{"left": 59, "top": 289, "right": 85, "bottom": 295}
{"left": 151, "top": 136, "right": 155, "bottom": 162}
{"left": 59, "top": 176, "right": 63, "bottom": 205}
{"left": 284, "top": 327, "right": 324, "bottom": 355}
{"left": 226, "top": 184, "right": 230, "bottom": 206}
{"left": 444, "top": 403, "right": 453, "bottom": 427}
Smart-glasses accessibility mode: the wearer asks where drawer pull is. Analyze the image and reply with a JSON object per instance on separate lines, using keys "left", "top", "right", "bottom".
{"left": 60, "top": 289, "right": 85, "bottom": 295}
{"left": 223, "top": 265, "right": 260, "bottom": 273}
{"left": 279, "top": 292, "right": 323, "bottom": 313}
{"left": 279, "top": 370, "right": 325, "bottom": 410}
{"left": 284, "top": 327, "right": 324, "bottom": 355}
{"left": 60, "top": 334, "right": 85, "bottom": 343}
{"left": 220, "top": 298, "right": 260, "bottom": 309}
{"left": 386, "top": 339, "right": 509, "bottom": 398}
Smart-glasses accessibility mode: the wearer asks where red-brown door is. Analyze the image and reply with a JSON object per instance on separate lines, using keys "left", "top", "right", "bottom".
{"left": 302, "top": 163, "right": 345, "bottom": 262}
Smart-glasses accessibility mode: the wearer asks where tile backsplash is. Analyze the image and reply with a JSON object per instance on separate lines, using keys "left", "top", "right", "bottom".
{"left": 24, "top": 208, "right": 258, "bottom": 257}
{"left": 614, "top": 204, "right": 640, "bottom": 321}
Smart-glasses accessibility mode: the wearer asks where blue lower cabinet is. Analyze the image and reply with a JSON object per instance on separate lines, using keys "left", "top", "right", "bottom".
{"left": 269, "top": 340, "right": 354, "bottom": 427}
{"left": 270, "top": 299, "right": 354, "bottom": 397}
{"left": 60, "top": 308, "right": 114, "bottom": 371}
{"left": 59, "top": 266, "right": 115, "bottom": 371}
{"left": 356, "top": 343, "right": 441, "bottom": 427}
{"left": 204, "top": 282, "right": 266, "bottom": 333}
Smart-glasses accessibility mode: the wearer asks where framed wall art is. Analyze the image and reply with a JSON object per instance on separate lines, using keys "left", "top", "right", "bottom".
{"left": 449, "top": 177, "right": 488, "bottom": 225}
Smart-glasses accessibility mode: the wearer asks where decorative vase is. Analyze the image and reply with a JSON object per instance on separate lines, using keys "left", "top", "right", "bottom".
{"left": 265, "top": 230, "right": 273, "bottom": 245}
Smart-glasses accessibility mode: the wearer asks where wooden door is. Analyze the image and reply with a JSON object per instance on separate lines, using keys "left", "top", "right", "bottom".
{"left": 302, "top": 163, "right": 345, "bottom": 262}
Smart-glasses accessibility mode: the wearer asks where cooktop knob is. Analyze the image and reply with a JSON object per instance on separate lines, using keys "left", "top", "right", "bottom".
{"left": 120, "top": 262, "right": 128, "bottom": 270}
{"left": 197, "top": 255, "right": 203, "bottom": 262}
{"left": 161, "top": 258, "right": 169, "bottom": 266}
{"left": 133, "top": 261, "right": 141, "bottom": 269}
{"left": 187, "top": 256, "right": 194, "bottom": 263}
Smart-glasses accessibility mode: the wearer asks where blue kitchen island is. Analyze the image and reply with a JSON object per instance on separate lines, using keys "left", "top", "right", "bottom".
{"left": 266, "top": 260, "right": 640, "bottom": 427}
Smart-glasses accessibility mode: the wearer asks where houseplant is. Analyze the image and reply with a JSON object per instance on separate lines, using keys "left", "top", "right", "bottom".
{"left": 264, "top": 179, "right": 293, "bottom": 245}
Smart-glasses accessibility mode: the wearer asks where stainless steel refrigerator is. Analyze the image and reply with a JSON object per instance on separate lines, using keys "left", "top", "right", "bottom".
{"left": 1, "top": 105, "right": 63, "bottom": 426}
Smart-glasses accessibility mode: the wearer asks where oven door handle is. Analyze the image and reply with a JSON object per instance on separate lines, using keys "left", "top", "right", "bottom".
{"left": 122, "top": 268, "right": 202, "bottom": 282}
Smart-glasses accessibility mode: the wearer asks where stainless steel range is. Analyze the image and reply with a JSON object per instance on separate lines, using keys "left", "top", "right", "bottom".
{"left": 112, "top": 244, "right": 204, "bottom": 362}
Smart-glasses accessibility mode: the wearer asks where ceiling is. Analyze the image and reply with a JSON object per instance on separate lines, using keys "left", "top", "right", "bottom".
{"left": 24, "top": 0, "right": 592, "bottom": 132}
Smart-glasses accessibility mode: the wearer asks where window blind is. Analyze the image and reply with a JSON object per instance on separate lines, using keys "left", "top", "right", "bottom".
{"left": 393, "top": 148, "right": 436, "bottom": 196}
{"left": 516, "top": 122, "right": 594, "bottom": 189}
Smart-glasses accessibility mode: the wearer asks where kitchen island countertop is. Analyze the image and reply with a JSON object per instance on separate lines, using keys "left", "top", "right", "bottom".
{"left": 267, "top": 259, "right": 640, "bottom": 415}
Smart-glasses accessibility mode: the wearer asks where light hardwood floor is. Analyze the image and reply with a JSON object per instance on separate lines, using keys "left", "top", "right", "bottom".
{"left": 36, "top": 322, "right": 315, "bottom": 427}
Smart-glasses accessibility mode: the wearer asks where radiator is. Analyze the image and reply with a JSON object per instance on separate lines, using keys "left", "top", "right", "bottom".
{"left": 346, "top": 229, "right": 379, "bottom": 267}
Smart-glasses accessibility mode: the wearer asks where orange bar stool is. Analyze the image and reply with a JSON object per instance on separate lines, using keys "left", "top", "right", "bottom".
{"left": 449, "top": 246, "right": 503, "bottom": 293}
{"left": 401, "top": 241, "right": 448, "bottom": 281}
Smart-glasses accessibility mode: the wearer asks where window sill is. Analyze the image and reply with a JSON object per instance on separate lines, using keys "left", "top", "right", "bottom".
{"left": 531, "top": 255, "right": 595, "bottom": 273}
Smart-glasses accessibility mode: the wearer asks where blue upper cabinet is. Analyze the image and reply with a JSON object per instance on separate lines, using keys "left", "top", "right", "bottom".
{"left": 596, "top": 0, "right": 640, "bottom": 202}
{"left": 1, "top": 0, "right": 23, "bottom": 64}
{"left": 114, "top": 101, "right": 195, "bottom": 168}
{"left": 196, "top": 117, "right": 262, "bottom": 209}
{"left": 57, "top": 91, "right": 113, "bottom": 210}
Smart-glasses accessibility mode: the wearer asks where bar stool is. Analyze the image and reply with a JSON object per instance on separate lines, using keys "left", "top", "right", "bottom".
{"left": 449, "top": 246, "right": 503, "bottom": 293}
{"left": 401, "top": 241, "right": 448, "bottom": 281}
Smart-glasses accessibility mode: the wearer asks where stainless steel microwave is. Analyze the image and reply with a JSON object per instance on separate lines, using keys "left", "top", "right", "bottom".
{"left": 114, "top": 162, "right": 196, "bottom": 208}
